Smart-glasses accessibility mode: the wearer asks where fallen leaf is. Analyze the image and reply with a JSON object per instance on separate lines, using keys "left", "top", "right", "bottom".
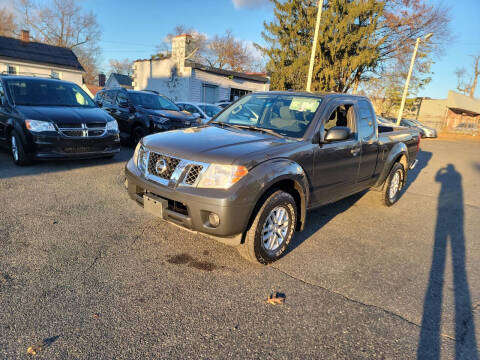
{"left": 93, "top": 313, "right": 100, "bottom": 319}
{"left": 27, "top": 342, "right": 44, "bottom": 356}
{"left": 266, "top": 292, "right": 286, "bottom": 305}
{"left": 26, "top": 336, "right": 60, "bottom": 356}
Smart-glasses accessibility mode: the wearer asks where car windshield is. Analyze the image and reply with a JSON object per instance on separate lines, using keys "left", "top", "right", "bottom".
{"left": 211, "top": 94, "right": 322, "bottom": 138}
{"left": 5, "top": 79, "right": 95, "bottom": 107}
{"left": 129, "top": 92, "right": 179, "bottom": 111}
{"left": 199, "top": 104, "right": 222, "bottom": 118}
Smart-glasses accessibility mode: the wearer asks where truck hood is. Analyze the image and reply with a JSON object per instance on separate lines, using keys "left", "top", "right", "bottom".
{"left": 15, "top": 105, "right": 113, "bottom": 124}
{"left": 142, "top": 125, "right": 298, "bottom": 167}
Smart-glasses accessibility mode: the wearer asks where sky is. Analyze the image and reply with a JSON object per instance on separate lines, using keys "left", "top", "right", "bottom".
{"left": 4, "top": 0, "right": 480, "bottom": 99}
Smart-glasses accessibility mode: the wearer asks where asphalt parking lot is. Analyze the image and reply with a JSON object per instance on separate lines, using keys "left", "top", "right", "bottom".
{"left": 0, "top": 139, "right": 479, "bottom": 359}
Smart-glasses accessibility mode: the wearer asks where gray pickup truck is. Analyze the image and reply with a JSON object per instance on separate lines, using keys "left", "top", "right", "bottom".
{"left": 125, "top": 92, "right": 420, "bottom": 264}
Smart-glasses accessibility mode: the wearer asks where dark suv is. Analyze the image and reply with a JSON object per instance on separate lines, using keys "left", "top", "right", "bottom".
{"left": 95, "top": 88, "right": 199, "bottom": 145}
{"left": 0, "top": 76, "right": 120, "bottom": 165}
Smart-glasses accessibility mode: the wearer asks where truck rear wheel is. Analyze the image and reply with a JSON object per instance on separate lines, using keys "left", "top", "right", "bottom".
{"left": 238, "top": 190, "right": 297, "bottom": 264}
{"left": 381, "top": 162, "right": 405, "bottom": 206}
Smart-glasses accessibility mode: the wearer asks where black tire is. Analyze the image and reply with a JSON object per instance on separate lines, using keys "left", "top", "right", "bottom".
{"left": 131, "top": 125, "right": 147, "bottom": 146}
{"left": 238, "top": 190, "right": 297, "bottom": 264}
{"left": 381, "top": 162, "right": 405, "bottom": 206}
{"left": 10, "top": 130, "right": 30, "bottom": 166}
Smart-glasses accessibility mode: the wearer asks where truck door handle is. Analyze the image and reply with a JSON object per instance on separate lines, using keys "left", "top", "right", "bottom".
{"left": 350, "top": 147, "right": 361, "bottom": 156}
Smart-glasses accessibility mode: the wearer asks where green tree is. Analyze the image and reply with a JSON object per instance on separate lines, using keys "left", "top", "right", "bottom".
{"left": 260, "top": 0, "right": 317, "bottom": 90}
{"left": 260, "top": 0, "right": 383, "bottom": 92}
{"left": 312, "top": 0, "right": 383, "bottom": 92}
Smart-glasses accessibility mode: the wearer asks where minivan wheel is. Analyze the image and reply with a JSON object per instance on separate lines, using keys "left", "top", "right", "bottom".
{"left": 10, "top": 131, "right": 30, "bottom": 166}
{"left": 381, "top": 162, "right": 405, "bottom": 206}
{"left": 238, "top": 190, "right": 297, "bottom": 264}
{"left": 132, "top": 125, "right": 147, "bottom": 146}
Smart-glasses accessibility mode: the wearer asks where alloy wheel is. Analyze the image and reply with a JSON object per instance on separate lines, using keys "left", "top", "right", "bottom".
{"left": 262, "top": 206, "right": 290, "bottom": 252}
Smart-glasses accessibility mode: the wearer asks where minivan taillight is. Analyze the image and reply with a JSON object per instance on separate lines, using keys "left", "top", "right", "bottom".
{"left": 416, "top": 134, "right": 421, "bottom": 152}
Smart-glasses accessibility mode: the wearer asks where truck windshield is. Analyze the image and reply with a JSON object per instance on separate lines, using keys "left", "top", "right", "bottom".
{"left": 211, "top": 94, "right": 322, "bottom": 138}
{"left": 5, "top": 79, "right": 95, "bottom": 107}
{"left": 129, "top": 92, "right": 180, "bottom": 111}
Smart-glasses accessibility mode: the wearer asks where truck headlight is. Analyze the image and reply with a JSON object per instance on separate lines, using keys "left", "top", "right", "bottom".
{"left": 133, "top": 143, "right": 148, "bottom": 174}
{"left": 106, "top": 119, "right": 119, "bottom": 131}
{"left": 197, "top": 164, "right": 248, "bottom": 189}
{"left": 25, "top": 119, "right": 56, "bottom": 132}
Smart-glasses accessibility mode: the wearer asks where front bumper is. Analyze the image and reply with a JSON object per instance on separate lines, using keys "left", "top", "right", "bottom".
{"left": 30, "top": 132, "right": 121, "bottom": 159}
{"left": 125, "top": 159, "right": 253, "bottom": 244}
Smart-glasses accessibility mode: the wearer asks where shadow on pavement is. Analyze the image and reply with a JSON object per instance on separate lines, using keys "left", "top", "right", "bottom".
{"left": 0, "top": 147, "right": 133, "bottom": 180}
{"left": 417, "top": 164, "right": 478, "bottom": 359}
{"left": 404, "top": 149, "right": 432, "bottom": 191}
{"left": 288, "top": 149, "right": 431, "bottom": 255}
{"left": 286, "top": 190, "right": 367, "bottom": 255}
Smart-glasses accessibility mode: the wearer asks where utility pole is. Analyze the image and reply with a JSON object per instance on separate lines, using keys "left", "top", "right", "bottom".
{"left": 306, "top": 0, "right": 323, "bottom": 92}
{"left": 396, "top": 33, "right": 433, "bottom": 125}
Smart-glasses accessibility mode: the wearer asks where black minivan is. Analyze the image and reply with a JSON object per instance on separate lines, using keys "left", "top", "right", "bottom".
{"left": 0, "top": 76, "right": 120, "bottom": 165}
{"left": 95, "top": 88, "right": 199, "bottom": 145}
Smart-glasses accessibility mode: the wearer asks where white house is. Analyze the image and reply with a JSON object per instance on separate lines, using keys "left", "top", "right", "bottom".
{"left": 105, "top": 73, "right": 133, "bottom": 90}
{"left": 0, "top": 30, "right": 84, "bottom": 85}
{"left": 133, "top": 34, "right": 269, "bottom": 103}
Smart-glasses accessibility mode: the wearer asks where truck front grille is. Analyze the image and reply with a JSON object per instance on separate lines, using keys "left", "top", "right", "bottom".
{"left": 147, "top": 153, "right": 180, "bottom": 180}
{"left": 184, "top": 165, "right": 203, "bottom": 185}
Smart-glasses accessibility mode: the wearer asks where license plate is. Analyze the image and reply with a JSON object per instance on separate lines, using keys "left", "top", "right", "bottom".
{"left": 143, "top": 194, "right": 167, "bottom": 218}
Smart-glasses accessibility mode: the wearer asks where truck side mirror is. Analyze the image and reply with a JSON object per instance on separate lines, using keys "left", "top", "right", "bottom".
{"left": 324, "top": 127, "right": 352, "bottom": 142}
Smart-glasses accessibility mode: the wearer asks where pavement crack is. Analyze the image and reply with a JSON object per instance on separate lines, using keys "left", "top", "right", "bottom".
{"left": 81, "top": 250, "right": 102, "bottom": 274}
{"left": 270, "top": 265, "right": 457, "bottom": 342}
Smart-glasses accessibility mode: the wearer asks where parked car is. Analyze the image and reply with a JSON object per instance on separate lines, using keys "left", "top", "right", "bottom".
{"left": 176, "top": 102, "right": 222, "bottom": 123}
{"left": 215, "top": 101, "right": 232, "bottom": 109}
{"left": 0, "top": 76, "right": 120, "bottom": 165}
{"left": 376, "top": 116, "right": 396, "bottom": 125}
{"left": 125, "top": 92, "right": 420, "bottom": 264}
{"left": 95, "top": 88, "right": 200, "bottom": 145}
{"left": 400, "top": 118, "right": 437, "bottom": 138}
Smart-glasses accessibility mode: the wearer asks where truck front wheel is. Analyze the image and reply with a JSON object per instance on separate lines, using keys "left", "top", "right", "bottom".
{"left": 381, "top": 162, "right": 405, "bottom": 206}
{"left": 239, "top": 190, "right": 297, "bottom": 264}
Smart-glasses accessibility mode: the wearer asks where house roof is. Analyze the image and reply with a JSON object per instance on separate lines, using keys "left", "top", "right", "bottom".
{"left": 86, "top": 85, "right": 103, "bottom": 96}
{"left": 0, "top": 36, "right": 84, "bottom": 72}
{"left": 110, "top": 73, "right": 132, "bottom": 87}
{"left": 185, "top": 61, "right": 269, "bottom": 83}
{"left": 447, "top": 90, "right": 480, "bottom": 115}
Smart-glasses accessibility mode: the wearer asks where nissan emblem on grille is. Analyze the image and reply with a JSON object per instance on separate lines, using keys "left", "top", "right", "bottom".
{"left": 147, "top": 152, "right": 180, "bottom": 180}
{"left": 155, "top": 159, "right": 168, "bottom": 174}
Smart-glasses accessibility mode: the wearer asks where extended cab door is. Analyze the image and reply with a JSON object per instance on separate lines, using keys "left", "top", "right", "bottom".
{"left": 311, "top": 101, "right": 361, "bottom": 206}
{"left": 355, "top": 99, "right": 379, "bottom": 187}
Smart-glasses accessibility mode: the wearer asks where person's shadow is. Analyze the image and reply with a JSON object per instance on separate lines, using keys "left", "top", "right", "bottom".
{"left": 417, "top": 164, "right": 478, "bottom": 359}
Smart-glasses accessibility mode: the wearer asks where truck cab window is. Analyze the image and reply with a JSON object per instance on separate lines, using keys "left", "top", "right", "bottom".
{"left": 358, "top": 100, "right": 375, "bottom": 140}
{"left": 324, "top": 104, "right": 355, "bottom": 135}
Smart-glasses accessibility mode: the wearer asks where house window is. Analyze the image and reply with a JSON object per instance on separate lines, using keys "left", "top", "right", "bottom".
{"left": 7, "top": 65, "right": 17, "bottom": 75}
{"left": 51, "top": 70, "right": 61, "bottom": 79}
{"left": 230, "top": 88, "right": 250, "bottom": 102}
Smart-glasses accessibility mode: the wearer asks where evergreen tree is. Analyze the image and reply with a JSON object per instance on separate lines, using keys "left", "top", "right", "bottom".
{"left": 260, "top": 0, "right": 383, "bottom": 92}
{"left": 260, "top": 0, "right": 318, "bottom": 90}
{"left": 312, "top": 0, "right": 383, "bottom": 92}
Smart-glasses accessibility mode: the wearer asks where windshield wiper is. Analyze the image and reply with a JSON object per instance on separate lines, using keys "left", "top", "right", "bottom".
{"left": 234, "top": 125, "right": 285, "bottom": 139}
{"left": 210, "top": 121, "right": 240, "bottom": 129}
